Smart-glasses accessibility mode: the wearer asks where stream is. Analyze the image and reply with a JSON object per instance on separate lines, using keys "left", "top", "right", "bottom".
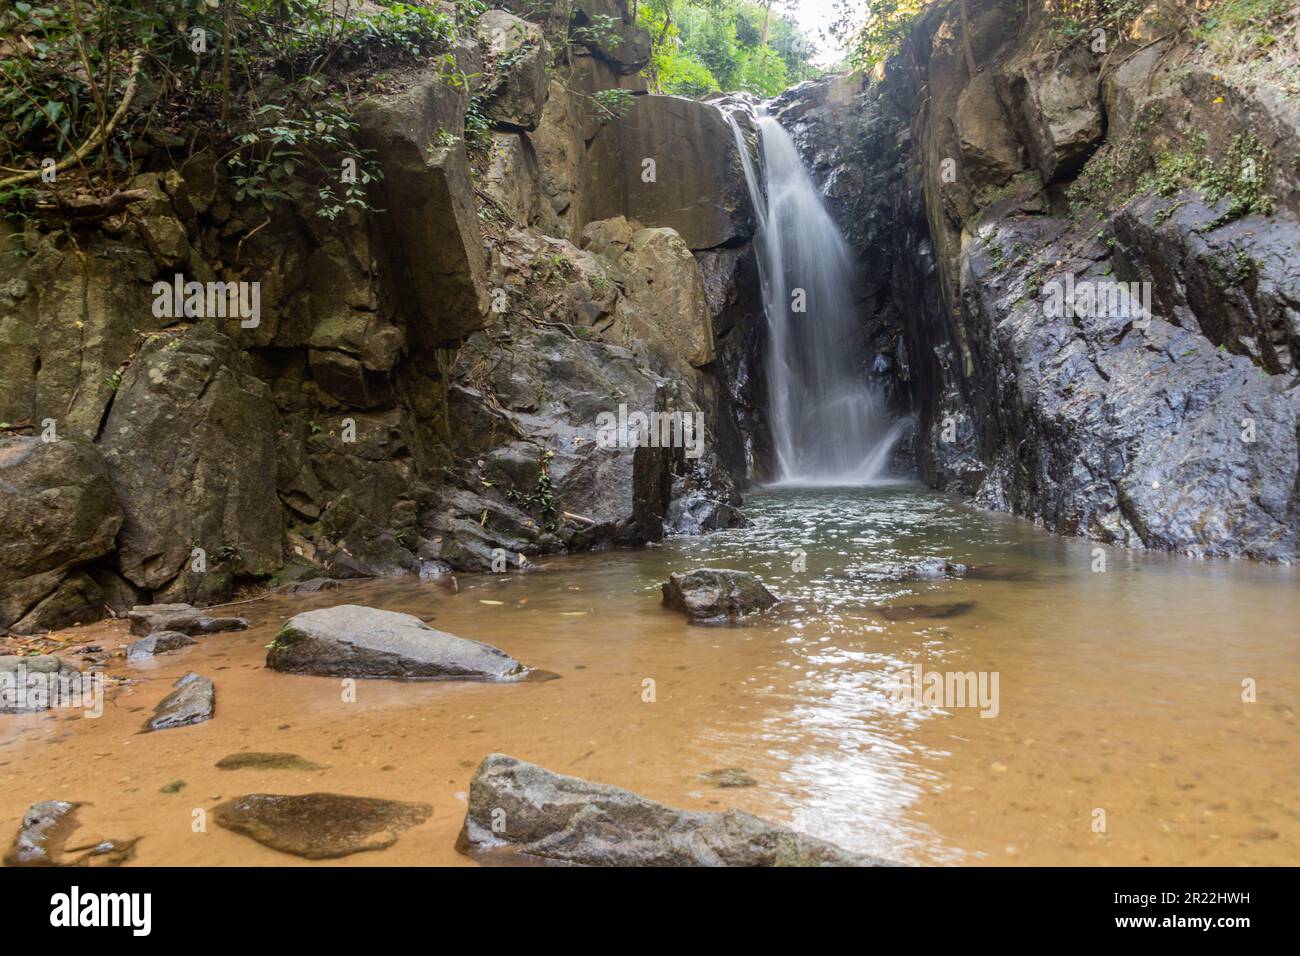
{"left": 3, "top": 483, "right": 1296, "bottom": 866}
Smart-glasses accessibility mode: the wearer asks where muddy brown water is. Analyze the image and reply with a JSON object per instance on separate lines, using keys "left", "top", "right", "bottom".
{"left": 2, "top": 485, "right": 1297, "bottom": 865}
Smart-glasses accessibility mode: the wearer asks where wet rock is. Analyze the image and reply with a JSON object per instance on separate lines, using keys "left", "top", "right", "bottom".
{"left": 665, "top": 491, "right": 746, "bottom": 535}
{"left": 874, "top": 601, "right": 975, "bottom": 621}
{"left": 99, "top": 325, "right": 283, "bottom": 603}
{"left": 128, "top": 603, "right": 249, "bottom": 637}
{"left": 0, "top": 655, "right": 88, "bottom": 714}
{"left": 458, "top": 754, "right": 891, "bottom": 866}
{"left": 857, "top": 558, "right": 969, "bottom": 582}
{"left": 215, "top": 752, "right": 326, "bottom": 772}
{"left": 662, "top": 569, "right": 778, "bottom": 623}
{"left": 266, "top": 605, "right": 529, "bottom": 681}
{"left": 477, "top": 10, "right": 549, "bottom": 130}
{"left": 143, "top": 672, "right": 214, "bottom": 732}
{"left": 126, "top": 630, "right": 197, "bottom": 660}
{"left": 214, "top": 792, "right": 431, "bottom": 859}
{"left": 697, "top": 767, "right": 757, "bottom": 788}
{"left": 3, "top": 800, "right": 79, "bottom": 866}
{"left": 0, "top": 436, "right": 123, "bottom": 632}
{"left": 160, "top": 780, "right": 186, "bottom": 794}
{"left": 276, "top": 577, "right": 341, "bottom": 595}
{"left": 4, "top": 800, "right": 137, "bottom": 867}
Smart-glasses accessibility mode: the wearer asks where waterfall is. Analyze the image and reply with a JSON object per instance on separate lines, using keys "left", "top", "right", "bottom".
{"left": 726, "top": 109, "right": 901, "bottom": 485}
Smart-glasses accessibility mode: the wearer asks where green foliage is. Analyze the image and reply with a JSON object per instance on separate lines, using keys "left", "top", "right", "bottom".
{"left": 1, "top": 0, "right": 458, "bottom": 219}
{"left": 639, "top": 0, "right": 820, "bottom": 98}
{"left": 1196, "top": 0, "right": 1294, "bottom": 58}
{"left": 834, "top": 0, "right": 927, "bottom": 71}
{"left": 504, "top": 451, "right": 559, "bottom": 533}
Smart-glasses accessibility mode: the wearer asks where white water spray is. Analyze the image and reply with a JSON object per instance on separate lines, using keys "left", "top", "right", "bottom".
{"left": 727, "top": 109, "right": 901, "bottom": 485}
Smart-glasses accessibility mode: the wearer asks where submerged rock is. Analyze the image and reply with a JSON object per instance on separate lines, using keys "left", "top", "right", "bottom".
{"left": 458, "top": 754, "right": 892, "bottom": 866}
{"left": 142, "top": 672, "right": 214, "bottom": 732}
{"left": 4, "top": 800, "right": 137, "bottom": 867}
{"left": 696, "top": 767, "right": 757, "bottom": 788}
{"left": 276, "top": 577, "right": 341, "bottom": 595}
{"left": 215, "top": 752, "right": 327, "bottom": 772}
{"left": 874, "top": 601, "right": 976, "bottom": 621}
{"left": 213, "top": 793, "right": 432, "bottom": 859}
{"left": 266, "top": 605, "right": 529, "bottom": 680}
{"left": 661, "top": 569, "right": 778, "bottom": 623}
{"left": 128, "top": 603, "right": 248, "bottom": 637}
{"left": 126, "top": 630, "right": 197, "bottom": 660}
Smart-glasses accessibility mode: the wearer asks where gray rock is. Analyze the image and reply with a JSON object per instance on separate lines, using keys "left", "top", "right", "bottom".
{"left": 98, "top": 325, "right": 283, "bottom": 603}
{"left": 0, "top": 436, "right": 123, "bottom": 631}
{"left": 661, "top": 569, "right": 778, "bottom": 623}
{"left": 477, "top": 10, "right": 550, "bottom": 130}
{"left": 214, "top": 792, "right": 431, "bottom": 859}
{"left": 697, "top": 767, "right": 758, "bottom": 788}
{"left": 143, "top": 672, "right": 214, "bottom": 732}
{"left": 3, "top": 800, "right": 79, "bottom": 866}
{"left": 0, "top": 655, "right": 89, "bottom": 714}
{"left": 276, "top": 577, "right": 341, "bottom": 595}
{"left": 266, "top": 605, "right": 529, "bottom": 680}
{"left": 458, "top": 754, "right": 893, "bottom": 866}
{"left": 3, "top": 800, "right": 137, "bottom": 866}
{"left": 665, "top": 491, "right": 746, "bottom": 535}
{"left": 126, "top": 630, "right": 197, "bottom": 660}
{"left": 127, "top": 604, "right": 248, "bottom": 637}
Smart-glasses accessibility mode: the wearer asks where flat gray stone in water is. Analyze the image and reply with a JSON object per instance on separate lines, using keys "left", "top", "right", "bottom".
{"left": 697, "top": 767, "right": 757, "bottom": 788}
{"left": 143, "top": 672, "right": 214, "bottom": 732}
{"left": 662, "top": 568, "right": 778, "bottom": 623}
{"left": 128, "top": 603, "right": 248, "bottom": 637}
{"left": 215, "top": 752, "right": 326, "bottom": 772}
{"left": 213, "top": 793, "right": 432, "bottom": 859}
{"left": 127, "top": 630, "right": 197, "bottom": 660}
{"left": 266, "top": 604, "right": 528, "bottom": 680}
{"left": 458, "top": 754, "right": 895, "bottom": 867}
{"left": 0, "top": 655, "right": 85, "bottom": 714}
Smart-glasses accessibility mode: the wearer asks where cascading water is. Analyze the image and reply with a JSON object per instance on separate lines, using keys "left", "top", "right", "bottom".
{"left": 727, "top": 109, "right": 902, "bottom": 485}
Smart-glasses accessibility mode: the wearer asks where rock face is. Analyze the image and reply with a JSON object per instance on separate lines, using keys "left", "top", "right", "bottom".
{"left": 458, "top": 753, "right": 891, "bottom": 866}
{"left": 783, "top": 0, "right": 1300, "bottom": 561}
{"left": 213, "top": 792, "right": 431, "bottom": 859}
{"left": 0, "top": 437, "right": 122, "bottom": 633}
{"left": 661, "top": 569, "right": 778, "bottom": 623}
{"left": 354, "top": 60, "right": 489, "bottom": 344}
{"left": 478, "top": 10, "right": 550, "bottom": 130}
{"left": 266, "top": 605, "right": 528, "bottom": 680}
{"left": 128, "top": 603, "right": 248, "bottom": 637}
{"left": 99, "top": 325, "right": 282, "bottom": 603}
{"left": 586, "top": 95, "right": 754, "bottom": 250}
{"left": 143, "top": 672, "right": 214, "bottom": 732}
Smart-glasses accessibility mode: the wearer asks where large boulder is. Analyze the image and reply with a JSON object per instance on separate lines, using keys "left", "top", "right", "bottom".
{"left": 457, "top": 754, "right": 892, "bottom": 866}
{"left": 585, "top": 95, "right": 754, "bottom": 250}
{"left": 661, "top": 568, "right": 778, "bottom": 622}
{"left": 582, "top": 222, "right": 715, "bottom": 369}
{"left": 0, "top": 436, "right": 122, "bottom": 631}
{"left": 1006, "top": 45, "right": 1103, "bottom": 182}
{"left": 570, "top": 0, "right": 651, "bottom": 73}
{"left": 266, "top": 605, "right": 530, "bottom": 680}
{"left": 354, "top": 62, "right": 489, "bottom": 345}
{"left": 98, "top": 325, "right": 282, "bottom": 602}
{"left": 477, "top": 10, "right": 550, "bottom": 130}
